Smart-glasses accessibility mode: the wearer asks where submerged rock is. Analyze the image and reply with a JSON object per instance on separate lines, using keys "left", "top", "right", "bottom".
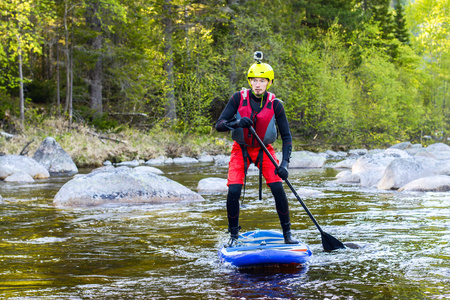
{"left": 54, "top": 167, "right": 204, "bottom": 207}
{"left": 32, "top": 137, "right": 78, "bottom": 176}
{"left": 0, "top": 155, "right": 49, "bottom": 180}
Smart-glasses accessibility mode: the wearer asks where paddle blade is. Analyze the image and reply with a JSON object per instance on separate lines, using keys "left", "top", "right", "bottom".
{"left": 321, "top": 232, "right": 346, "bottom": 251}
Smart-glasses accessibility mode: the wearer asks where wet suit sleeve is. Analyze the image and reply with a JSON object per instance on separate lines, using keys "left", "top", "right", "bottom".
{"left": 273, "top": 99, "right": 292, "bottom": 163}
{"left": 215, "top": 92, "right": 241, "bottom": 132}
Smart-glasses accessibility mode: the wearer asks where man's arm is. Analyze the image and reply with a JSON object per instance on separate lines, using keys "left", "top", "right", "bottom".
{"left": 215, "top": 92, "right": 241, "bottom": 132}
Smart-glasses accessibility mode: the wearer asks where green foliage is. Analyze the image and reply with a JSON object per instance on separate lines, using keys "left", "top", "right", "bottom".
{"left": 0, "top": 0, "right": 447, "bottom": 149}
{"left": 394, "top": 2, "right": 410, "bottom": 44}
{"left": 77, "top": 105, "right": 118, "bottom": 131}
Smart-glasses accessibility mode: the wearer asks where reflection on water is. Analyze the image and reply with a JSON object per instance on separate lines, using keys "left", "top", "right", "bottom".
{"left": 0, "top": 164, "right": 449, "bottom": 299}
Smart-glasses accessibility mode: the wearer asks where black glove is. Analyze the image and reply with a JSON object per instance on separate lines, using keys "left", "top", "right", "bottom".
{"left": 238, "top": 117, "right": 253, "bottom": 128}
{"left": 275, "top": 160, "right": 289, "bottom": 180}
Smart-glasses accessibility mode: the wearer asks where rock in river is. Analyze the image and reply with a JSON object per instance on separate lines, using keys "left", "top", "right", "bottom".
{"left": 32, "top": 137, "right": 78, "bottom": 176}
{"left": 54, "top": 167, "right": 204, "bottom": 207}
{"left": 0, "top": 155, "right": 49, "bottom": 180}
{"left": 398, "top": 175, "right": 450, "bottom": 192}
{"left": 197, "top": 177, "right": 228, "bottom": 194}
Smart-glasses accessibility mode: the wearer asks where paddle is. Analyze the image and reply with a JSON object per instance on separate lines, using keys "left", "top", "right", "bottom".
{"left": 248, "top": 126, "right": 346, "bottom": 251}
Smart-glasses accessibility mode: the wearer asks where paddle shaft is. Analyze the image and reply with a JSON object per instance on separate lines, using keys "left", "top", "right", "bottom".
{"left": 248, "top": 126, "right": 326, "bottom": 234}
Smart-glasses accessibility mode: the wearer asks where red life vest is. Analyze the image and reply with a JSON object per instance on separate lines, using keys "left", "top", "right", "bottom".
{"left": 232, "top": 89, "right": 277, "bottom": 147}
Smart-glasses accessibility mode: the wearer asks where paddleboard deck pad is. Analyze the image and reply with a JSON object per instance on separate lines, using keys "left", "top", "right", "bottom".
{"left": 219, "top": 230, "right": 312, "bottom": 267}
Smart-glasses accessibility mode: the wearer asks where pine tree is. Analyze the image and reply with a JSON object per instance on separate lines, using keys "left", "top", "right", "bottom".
{"left": 394, "top": 2, "right": 410, "bottom": 44}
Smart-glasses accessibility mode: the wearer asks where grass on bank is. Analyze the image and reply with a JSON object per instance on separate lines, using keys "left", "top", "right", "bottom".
{"left": 0, "top": 117, "right": 233, "bottom": 168}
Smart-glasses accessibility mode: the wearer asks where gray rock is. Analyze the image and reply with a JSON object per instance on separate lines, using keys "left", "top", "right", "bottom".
{"left": 377, "top": 157, "right": 443, "bottom": 190}
{"left": 398, "top": 175, "right": 450, "bottom": 192}
{"left": 54, "top": 167, "right": 204, "bottom": 207}
{"left": 333, "top": 158, "right": 357, "bottom": 169}
{"left": 368, "top": 149, "right": 385, "bottom": 155}
{"left": 336, "top": 151, "right": 348, "bottom": 157}
{"left": 198, "top": 154, "right": 214, "bottom": 163}
{"left": 296, "top": 188, "right": 325, "bottom": 197}
{"left": 197, "top": 177, "right": 228, "bottom": 194}
{"left": 4, "top": 172, "right": 35, "bottom": 182}
{"left": 324, "top": 150, "right": 339, "bottom": 158}
{"left": 352, "top": 154, "right": 397, "bottom": 187}
{"left": 134, "top": 166, "right": 164, "bottom": 175}
{"left": 115, "top": 160, "right": 140, "bottom": 167}
{"left": 335, "top": 170, "right": 352, "bottom": 178}
{"left": 144, "top": 156, "right": 166, "bottom": 165}
{"left": 331, "top": 173, "right": 361, "bottom": 184}
{"left": 214, "top": 155, "right": 230, "bottom": 167}
{"left": 0, "top": 155, "right": 49, "bottom": 180}
{"left": 32, "top": 137, "right": 78, "bottom": 176}
{"left": 388, "top": 141, "right": 412, "bottom": 150}
{"left": 173, "top": 157, "right": 199, "bottom": 164}
{"left": 383, "top": 148, "right": 410, "bottom": 158}
{"left": 318, "top": 152, "right": 328, "bottom": 159}
{"left": 426, "top": 143, "right": 450, "bottom": 152}
{"left": 348, "top": 149, "right": 368, "bottom": 156}
{"left": 103, "top": 160, "right": 112, "bottom": 166}
{"left": 90, "top": 165, "right": 116, "bottom": 174}
{"left": 410, "top": 144, "right": 423, "bottom": 149}
{"left": 289, "top": 151, "right": 327, "bottom": 168}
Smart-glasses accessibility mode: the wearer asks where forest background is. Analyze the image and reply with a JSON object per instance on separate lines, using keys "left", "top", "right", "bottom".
{"left": 0, "top": 0, "right": 449, "bottom": 167}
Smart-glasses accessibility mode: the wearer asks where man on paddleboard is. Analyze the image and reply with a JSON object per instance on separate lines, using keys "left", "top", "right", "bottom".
{"left": 215, "top": 51, "right": 298, "bottom": 246}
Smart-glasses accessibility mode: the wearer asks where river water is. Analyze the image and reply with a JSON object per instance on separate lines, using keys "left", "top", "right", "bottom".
{"left": 1, "top": 162, "right": 449, "bottom": 299}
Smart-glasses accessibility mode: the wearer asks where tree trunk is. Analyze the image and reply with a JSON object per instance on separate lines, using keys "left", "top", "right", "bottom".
{"left": 64, "top": 1, "right": 70, "bottom": 114}
{"left": 69, "top": 21, "right": 74, "bottom": 126}
{"left": 86, "top": 1, "right": 103, "bottom": 115}
{"left": 56, "top": 41, "right": 61, "bottom": 115}
{"left": 163, "top": 0, "right": 176, "bottom": 122}
{"left": 17, "top": 32, "right": 24, "bottom": 128}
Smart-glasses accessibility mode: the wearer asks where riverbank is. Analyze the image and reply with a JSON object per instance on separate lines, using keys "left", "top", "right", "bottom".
{"left": 1, "top": 117, "right": 445, "bottom": 168}
{"left": 0, "top": 118, "right": 232, "bottom": 167}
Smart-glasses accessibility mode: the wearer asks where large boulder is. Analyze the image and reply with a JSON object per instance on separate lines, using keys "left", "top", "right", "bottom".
{"left": 0, "top": 155, "right": 49, "bottom": 180}
{"left": 377, "top": 157, "right": 448, "bottom": 190}
{"left": 351, "top": 149, "right": 410, "bottom": 187}
{"left": 54, "top": 167, "right": 204, "bottom": 207}
{"left": 197, "top": 177, "right": 228, "bottom": 194}
{"left": 398, "top": 175, "right": 450, "bottom": 192}
{"left": 289, "top": 151, "right": 327, "bottom": 168}
{"left": 32, "top": 137, "right": 78, "bottom": 176}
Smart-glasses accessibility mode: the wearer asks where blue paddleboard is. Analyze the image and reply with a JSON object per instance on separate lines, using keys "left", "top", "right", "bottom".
{"left": 219, "top": 230, "right": 312, "bottom": 267}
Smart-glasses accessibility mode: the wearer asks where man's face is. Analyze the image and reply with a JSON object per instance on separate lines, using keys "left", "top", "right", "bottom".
{"left": 250, "top": 78, "right": 271, "bottom": 96}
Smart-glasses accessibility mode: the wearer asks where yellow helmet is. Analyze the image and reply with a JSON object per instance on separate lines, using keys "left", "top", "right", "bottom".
{"left": 247, "top": 62, "right": 274, "bottom": 89}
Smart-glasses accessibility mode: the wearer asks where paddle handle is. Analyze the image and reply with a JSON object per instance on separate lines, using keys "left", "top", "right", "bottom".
{"left": 248, "top": 126, "right": 325, "bottom": 235}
